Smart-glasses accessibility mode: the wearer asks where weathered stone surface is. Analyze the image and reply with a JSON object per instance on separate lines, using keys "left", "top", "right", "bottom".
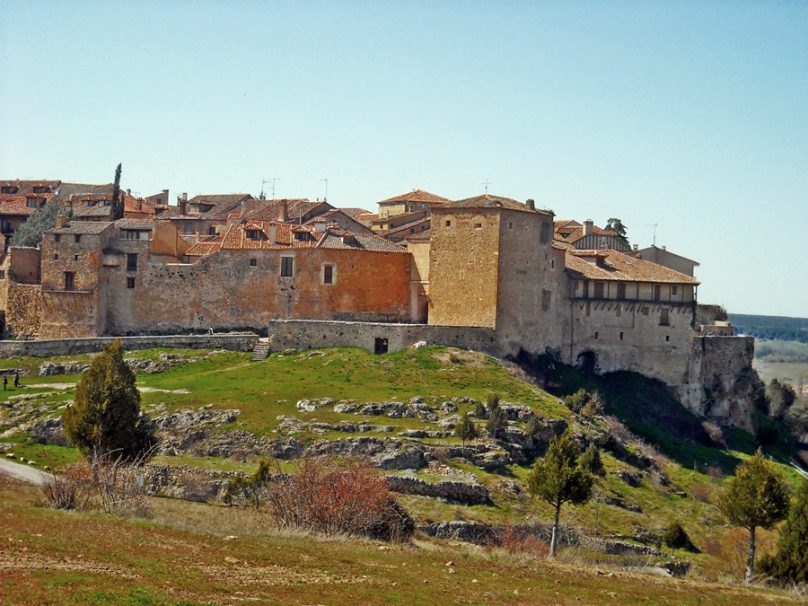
{"left": 296, "top": 398, "right": 334, "bottom": 412}
{"left": 373, "top": 448, "right": 427, "bottom": 470}
{"left": 39, "top": 361, "right": 91, "bottom": 376}
{"left": 153, "top": 408, "right": 240, "bottom": 431}
{"left": 385, "top": 474, "right": 491, "bottom": 505}
{"left": 27, "top": 417, "right": 71, "bottom": 446}
{"left": 439, "top": 401, "right": 458, "bottom": 415}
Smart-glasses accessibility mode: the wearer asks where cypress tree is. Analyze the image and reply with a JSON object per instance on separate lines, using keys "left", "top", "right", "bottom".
{"left": 457, "top": 413, "right": 479, "bottom": 445}
{"left": 110, "top": 163, "right": 123, "bottom": 220}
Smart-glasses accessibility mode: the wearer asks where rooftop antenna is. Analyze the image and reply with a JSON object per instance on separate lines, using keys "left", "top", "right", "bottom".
{"left": 482, "top": 178, "right": 491, "bottom": 194}
{"left": 645, "top": 222, "right": 658, "bottom": 246}
{"left": 260, "top": 177, "right": 279, "bottom": 200}
{"left": 321, "top": 178, "right": 328, "bottom": 202}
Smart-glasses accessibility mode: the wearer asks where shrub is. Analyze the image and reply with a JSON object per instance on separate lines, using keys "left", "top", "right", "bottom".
{"left": 563, "top": 389, "right": 590, "bottom": 414}
{"left": 487, "top": 393, "right": 501, "bottom": 410}
{"left": 579, "top": 444, "right": 605, "bottom": 476}
{"left": 267, "top": 458, "right": 414, "bottom": 542}
{"left": 96, "top": 454, "right": 152, "bottom": 517}
{"left": 758, "top": 480, "right": 808, "bottom": 585}
{"left": 701, "top": 421, "right": 727, "bottom": 448}
{"left": 473, "top": 400, "right": 487, "bottom": 419}
{"left": 662, "top": 521, "right": 698, "bottom": 552}
{"left": 499, "top": 526, "right": 550, "bottom": 558}
{"left": 691, "top": 482, "right": 712, "bottom": 503}
{"left": 224, "top": 458, "right": 273, "bottom": 509}
{"left": 42, "top": 463, "right": 94, "bottom": 510}
{"left": 456, "top": 413, "right": 479, "bottom": 445}
{"left": 581, "top": 392, "right": 604, "bottom": 420}
{"left": 486, "top": 405, "right": 506, "bottom": 439}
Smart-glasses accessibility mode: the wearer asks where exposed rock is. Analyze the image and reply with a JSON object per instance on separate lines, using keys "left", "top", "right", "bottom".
{"left": 398, "top": 429, "right": 450, "bottom": 439}
{"left": 602, "top": 494, "right": 642, "bottom": 513}
{"left": 295, "top": 398, "right": 334, "bottom": 412}
{"left": 439, "top": 415, "right": 460, "bottom": 430}
{"left": 500, "top": 403, "right": 534, "bottom": 422}
{"left": 373, "top": 448, "right": 427, "bottom": 470}
{"left": 304, "top": 437, "right": 388, "bottom": 459}
{"left": 333, "top": 403, "right": 360, "bottom": 414}
{"left": 439, "top": 401, "right": 458, "bottom": 415}
{"left": 473, "top": 450, "right": 511, "bottom": 471}
{"left": 39, "top": 361, "right": 90, "bottom": 376}
{"left": 27, "top": 417, "right": 71, "bottom": 447}
{"left": 386, "top": 474, "right": 491, "bottom": 505}
{"left": 152, "top": 408, "right": 240, "bottom": 431}
{"left": 420, "top": 521, "right": 498, "bottom": 545}
{"left": 616, "top": 470, "right": 643, "bottom": 487}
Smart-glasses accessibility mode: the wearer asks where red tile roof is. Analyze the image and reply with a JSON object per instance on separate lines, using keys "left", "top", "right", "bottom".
{"left": 378, "top": 189, "right": 451, "bottom": 206}
{"left": 564, "top": 249, "right": 699, "bottom": 285}
{"left": 441, "top": 193, "right": 552, "bottom": 215}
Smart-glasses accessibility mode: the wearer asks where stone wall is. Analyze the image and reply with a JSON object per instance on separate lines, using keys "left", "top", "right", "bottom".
{"left": 266, "top": 319, "right": 498, "bottom": 355}
{"left": 0, "top": 333, "right": 259, "bottom": 359}
{"left": 5, "top": 283, "right": 42, "bottom": 338}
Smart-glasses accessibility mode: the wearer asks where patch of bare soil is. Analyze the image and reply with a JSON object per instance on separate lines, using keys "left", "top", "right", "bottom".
{"left": 197, "top": 559, "right": 373, "bottom": 587}
{"left": 0, "top": 549, "right": 141, "bottom": 580}
{"left": 433, "top": 348, "right": 488, "bottom": 368}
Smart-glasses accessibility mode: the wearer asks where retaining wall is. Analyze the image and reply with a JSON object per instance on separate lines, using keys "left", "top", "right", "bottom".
{"left": 0, "top": 333, "right": 259, "bottom": 358}
{"left": 266, "top": 319, "right": 498, "bottom": 355}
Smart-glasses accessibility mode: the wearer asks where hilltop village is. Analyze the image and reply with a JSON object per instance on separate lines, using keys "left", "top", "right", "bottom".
{"left": 0, "top": 179, "right": 757, "bottom": 427}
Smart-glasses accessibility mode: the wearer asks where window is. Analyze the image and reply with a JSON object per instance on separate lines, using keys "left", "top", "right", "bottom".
{"left": 74, "top": 235, "right": 81, "bottom": 243}
{"left": 33, "top": 186, "right": 49, "bottom": 194}
{"left": 593, "top": 281, "right": 604, "bottom": 298}
{"left": 619, "top": 331, "right": 624, "bottom": 341}
{"left": 474, "top": 223, "right": 482, "bottom": 229}
{"left": 246, "top": 229, "right": 260, "bottom": 240}
{"left": 444, "top": 220, "right": 452, "bottom": 227}
{"left": 671, "top": 285, "right": 678, "bottom": 296}
{"left": 508, "top": 222, "right": 513, "bottom": 229}
{"left": 550, "top": 259, "right": 555, "bottom": 270}
{"left": 582, "top": 281, "right": 589, "bottom": 299}
{"left": 1, "top": 186, "right": 18, "bottom": 194}
{"left": 53, "top": 253, "right": 59, "bottom": 260}
{"left": 126, "top": 253, "right": 138, "bottom": 272}
{"left": 594, "top": 331, "right": 599, "bottom": 339}
{"left": 64, "top": 272, "right": 75, "bottom": 290}
{"left": 127, "top": 277, "right": 136, "bottom": 289}
{"left": 617, "top": 283, "right": 626, "bottom": 300}
{"left": 653, "top": 284, "right": 661, "bottom": 301}
{"left": 249, "top": 258, "right": 257, "bottom": 267}
{"left": 26, "top": 199, "right": 38, "bottom": 208}
{"left": 209, "top": 226, "right": 217, "bottom": 235}
{"left": 665, "top": 335, "right": 671, "bottom": 342}
{"left": 73, "top": 254, "right": 79, "bottom": 261}
{"left": 323, "top": 264, "right": 335, "bottom": 285}
{"left": 54, "top": 234, "right": 61, "bottom": 243}
{"left": 659, "top": 308, "right": 670, "bottom": 326}
{"left": 280, "top": 256, "right": 294, "bottom": 277}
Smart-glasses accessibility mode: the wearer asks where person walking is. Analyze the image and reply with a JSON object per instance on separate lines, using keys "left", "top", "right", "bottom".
{"left": 2, "top": 375, "right": 6, "bottom": 391}
{"left": 13, "top": 371, "right": 20, "bottom": 388}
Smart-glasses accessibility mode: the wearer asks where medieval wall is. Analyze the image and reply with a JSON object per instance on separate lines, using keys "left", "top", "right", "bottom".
{"left": 266, "top": 319, "right": 498, "bottom": 355}
{"left": 103, "top": 247, "right": 413, "bottom": 335}
{"left": 428, "top": 208, "right": 500, "bottom": 328}
{"left": 6, "top": 282, "right": 42, "bottom": 338}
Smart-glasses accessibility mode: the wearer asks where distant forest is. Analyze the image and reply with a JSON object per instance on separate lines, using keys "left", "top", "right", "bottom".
{"left": 729, "top": 313, "right": 808, "bottom": 345}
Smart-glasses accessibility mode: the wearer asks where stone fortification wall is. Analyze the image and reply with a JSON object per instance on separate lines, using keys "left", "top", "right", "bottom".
{"left": 0, "top": 333, "right": 259, "bottom": 359}
{"left": 679, "top": 335, "right": 759, "bottom": 430}
{"left": 266, "top": 319, "right": 498, "bottom": 355}
{"left": 5, "top": 283, "right": 42, "bottom": 338}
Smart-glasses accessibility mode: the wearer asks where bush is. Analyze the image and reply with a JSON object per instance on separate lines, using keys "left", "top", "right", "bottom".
{"left": 224, "top": 458, "right": 273, "bottom": 509}
{"left": 267, "top": 458, "right": 414, "bottom": 542}
{"left": 498, "top": 526, "right": 550, "bottom": 558}
{"left": 474, "top": 400, "right": 487, "bottom": 419}
{"left": 758, "top": 480, "right": 808, "bottom": 585}
{"left": 580, "top": 443, "right": 605, "bottom": 476}
{"left": 487, "top": 393, "right": 501, "bottom": 410}
{"left": 42, "top": 463, "right": 94, "bottom": 510}
{"left": 96, "top": 454, "right": 152, "bottom": 517}
{"left": 662, "top": 521, "right": 699, "bottom": 552}
{"left": 486, "top": 405, "right": 506, "bottom": 439}
{"left": 563, "top": 389, "right": 590, "bottom": 414}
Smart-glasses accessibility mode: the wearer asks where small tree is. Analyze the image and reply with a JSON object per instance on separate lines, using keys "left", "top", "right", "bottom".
{"left": 486, "top": 404, "right": 506, "bottom": 439}
{"left": 766, "top": 379, "right": 796, "bottom": 420}
{"left": 474, "top": 400, "right": 487, "bottom": 419}
{"left": 718, "top": 450, "right": 790, "bottom": 583}
{"left": 563, "top": 389, "right": 590, "bottom": 414}
{"left": 62, "top": 340, "right": 154, "bottom": 465}
{"left": 10, "top": 200, "right": 59, "bottom": 247}
{"left": 759, "top": 479, "right": 808, "bottom": 584}
{"left": 110, "top": 163, "right": 124, "bottom": 220}
{"left": 605, "top": 217, "right": 628, "bottom": 243}
{"left": 580, "top": 443, "right": 605, "bottom": 476}
{"left": 457, "top": 413, "right": 478, "bottom": 445}
{"left": 527, "top": 432, "right": 593, "bottom": 557}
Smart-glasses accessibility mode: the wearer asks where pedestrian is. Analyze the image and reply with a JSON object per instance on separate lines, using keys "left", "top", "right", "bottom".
{"left": 208, "top": 326, "right": 214, "bottom": 335}
{"left": 2, "top": 375, "right": 6, "bottom": 391}
{"left": 13, "top": 371, "right": 19, "bottom": 388}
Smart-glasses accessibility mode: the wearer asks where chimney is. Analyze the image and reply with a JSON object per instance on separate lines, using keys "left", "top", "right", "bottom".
{"left": 661, "top": 245, "right": 666, "bottom": 251}
{"left": 55, "top": 213, "right": 66, "bottom": 229}
{"left": 279, "top": 199, "right": 288, "bottom": 223}
{"left": 583, "top": 219, "right": 594, "bottom": 236}
{"left": 178, "top": 192, "right": 187, "bottom": 215}
{"left": 269, "top": 224, "right": 277, "bottom": 244}
{"left": 313, "top": 219, "right": 327, "bottom": 234}
{"left": 526, "top": 198, "right": 535, "bottom": 210}
{"left": 126, "top": 188, "right": 131, "bottom": 196}
{"left": 633, "top": 243, "right": 639, "bottom": 252}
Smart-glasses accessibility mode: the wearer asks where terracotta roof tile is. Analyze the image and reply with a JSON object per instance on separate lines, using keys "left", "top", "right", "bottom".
{"left": 564, "top": 249, "right": 699, "bottom": 285}
{"left": 51, "top": 221, "right": 114, "bottom": 235}
{"left": 378, "top": 189, "right": 451, "bottom": 205}
{"left": 442, "top": 193, "right": 552, "bottom": 215}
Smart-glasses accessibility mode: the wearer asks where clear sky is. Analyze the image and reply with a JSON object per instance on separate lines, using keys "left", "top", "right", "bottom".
{"left": 1, "top": 1, "right": 806, "bottom": 317}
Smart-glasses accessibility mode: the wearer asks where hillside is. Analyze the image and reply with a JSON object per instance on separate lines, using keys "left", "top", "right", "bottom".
{"left": 730, "top": 313, "right": 808, "bottom": 345}
{"left": 0, "top": 345, "right": 805, "bottom": 603}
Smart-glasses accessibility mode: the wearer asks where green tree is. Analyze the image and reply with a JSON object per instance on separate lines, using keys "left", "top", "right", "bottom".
{"left": 605, "top": 217, "right": 628, "bottom": 243}
{"left": 766, "top": 378, "right": 796, "bottom": 420}
{"left": 718, "top": 450, "right": 790, "bottom": 583}
{"left": 10, "top": 200, "right": 59, "bottom": 247}
{"left": 110, "top": 163, "right": 123, "bottom": 221}
{"left": 473, "top": 400, "right": 487, "bottom": 420}
{"left": 62, "top": 340, "right": 154, "bottom": 464}
{"left": 486, "top": 404, "right": 506, "bottom": 439}
{"left": 580, "top": 443, "right": 605, "bottom": 476}
{"left": 759, "top": 480, "right": 808, "bottom": 584}
{"left": 527, "top": 432, "right": 593, "bottom": 557}
{"left": 457, "top": 413, "right": 479, "bottom": 445}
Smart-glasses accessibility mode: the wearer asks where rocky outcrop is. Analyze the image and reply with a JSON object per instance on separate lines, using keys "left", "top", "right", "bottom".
{"left": 386, "top": 475, "right": 491, "bottom": 505}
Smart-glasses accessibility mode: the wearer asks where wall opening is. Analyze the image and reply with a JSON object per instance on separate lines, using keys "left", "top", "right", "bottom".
{"left": 374, "top": 337, "right": 389, "bottom": 354}
{"left": 576, "top": 350, "right": 598, "bottom": 375}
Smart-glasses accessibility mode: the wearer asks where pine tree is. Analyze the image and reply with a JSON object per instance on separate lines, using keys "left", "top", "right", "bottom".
{"left": 457, "top": 413, "right": 479, "bottom": 445}
{"left": 527, "top": 432, "right": 593, "bottom": 557}
{"left": 62, "top": 339, "right": 154, "bottom": 463}
{"left": 580, "top": 443, "right": 605, "bottom": 476}
{"left": 718, "top": 450, "right": 790, "bottom": 583}
{"left": 10, "top": 200, "right": 59, "bottom": 247}
{"left": 759, "top": 479, "right": 808, "bottom": 584}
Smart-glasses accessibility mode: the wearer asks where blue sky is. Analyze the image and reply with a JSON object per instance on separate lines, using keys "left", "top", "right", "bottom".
{"left": 1, "top": 1, "right": 806, "bottom": 317}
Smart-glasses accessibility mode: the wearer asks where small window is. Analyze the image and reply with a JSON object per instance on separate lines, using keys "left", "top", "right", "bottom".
{"left": 593, "top": 281, "right": 604, "bottom": 298}
{"left": 246, "top": 230, "right": 259, "bottom": 240}
{"left": 653, "top": 284, "right": 661, "bottom": 301}
{"left": 73, "top": 254, "right": 79, "bottom": 261}
{"left": 444, "top": 220, "right": 451, "bottom": 227}
{"left": 1, "top": 186, "right": 18, "bottom": 194}
{"left": 126, "top": 253, "right": 138, "bottom": 272}
{"left": 550, "top": 259, "right": 555, "bottom": 270}
{"left": 665, "top": 335, "right": 670, "bottom": 342}
{"left": 249, "top": 258, "right": 257, "bottom": 267}
{"left": 74, "top": 234, "right": 81, "bottom": 243}
{"left": 54, "top": 234, "right": 61, "bottom": 243}
{"left": 323, "top": 264, "right": 335, "bottom": 285}
{"left": 660, "top": 308, "right": 670, "bottom": 326}
{"left": 671, "top": 285, "right": 678, "bottom": 296}
{"left": 53, "top": 253, "right": 59, "bottom": 260}
{"left": 474, "top": 223, "right": 482, "bottom": 229}
{"left": 280, "top": 256, "right": 294, "bottom": 277}
{"left": 64, "top": 271, "right": 75, "bottom": 290}
{"left": 617, "top": 283, "right": 626, "bottom": 300}
{"left": 619, "top": 331, "right": 624, "bottom": 341}
{"left": 26, "top": 199, "right": 38, "bottom": 208}
{"left": 127, "top": 277, "right": 136, "bottom": 289}
{"left": 594, "top": 331, "right": 599, "bottom": 340}
{"left": 209, "top": 226, "right": 217, "bottom": 235}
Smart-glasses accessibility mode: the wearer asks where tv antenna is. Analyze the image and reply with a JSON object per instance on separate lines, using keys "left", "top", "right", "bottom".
{"left": 482, "top": 178, "right": 491, "bottom": 194}
{"left": 321, "top": 178, "right": 328, "bottom": 202}
{"left": 645, "top": 222, "right": 658, "bottom": 246}
{"left": 260, "top": 177, "right": 279, "bottom": 200}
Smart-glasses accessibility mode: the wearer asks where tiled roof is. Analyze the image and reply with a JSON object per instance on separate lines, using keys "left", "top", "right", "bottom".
{"left": 563, "top": 225, "right": 620, "bottom": 244}
{"left": 378, "top": 189, "right": 451, "bottom": 205}
{"left": 51, "top": 221, "right": 114, "bottom": 235}
{"left": 185, "top": 236, "right": 222, "bottom": 257}
{"left": 116, "top": 219, "right": 154, "bottom": 230}
{"left": 0, "top": 196, "right": 42, "bottom": 217}
{"left": 564, "top": 249, "right": 699, "bottom": 285}
{"left": 50, "top": 183, "right": 114, "bottom": 206}
{"left": 385, "top": 217, "right": 431, "bottom": 241}
{"left": 72, "top": 205, "right": 112, "bottom": 218}
{"left": 243, "top": 199, "right": 331, "bottom": 222}
{"left": 443, "top": 193, "right": 552, "bottom": 215}
{"left": 220, "top": 221, "right": 316, "bottom": 250}
{"left": 634, "top": 245, "right": 700, "bottom": 266}
{"left": 187, "top": 193, "right": 253, "bottom": 206}
{"left": 318, "top": 232, "right": 406, "bottom": 252}
{"left": 337, "top": 207, "right": 371, "bottom": 219}
{"left": 0, "top": 180, "right": 61, "bottom": 194}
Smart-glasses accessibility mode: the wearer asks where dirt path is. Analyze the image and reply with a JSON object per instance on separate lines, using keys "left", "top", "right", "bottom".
{"left": 0, "top": 459, "right": 53, "bottom": 485}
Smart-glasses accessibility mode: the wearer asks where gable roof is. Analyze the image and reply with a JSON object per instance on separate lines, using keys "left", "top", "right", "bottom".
{"left": 441, "top": 193, "right": 552, "bottom": 215}
{"left": 50, "top": 221, "right": 114, "bottom": 235}
{"left": 378, "top": 189, "right": 451, "bottom": 206}
{"left": 635, "top": 245, "right": 700, "bottom": 266}
{"left": 564, "top": 249, "right": 699, "bottom": 285}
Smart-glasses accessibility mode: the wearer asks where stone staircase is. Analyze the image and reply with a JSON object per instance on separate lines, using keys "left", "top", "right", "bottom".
{"left": 251, "top": 340, "right": 270, "bottom": 361}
